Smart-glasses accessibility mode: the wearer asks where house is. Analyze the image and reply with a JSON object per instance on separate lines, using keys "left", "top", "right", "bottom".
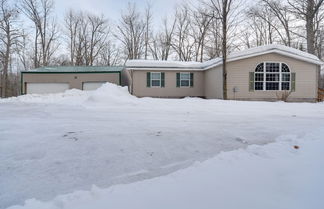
{"left": 21, "top": 66, "right": 122, "bottom": 94}
{"left": 21, "top": 44, "right": 322, "bottom": 102}
{"left": 125, "top": 44, "right": 322, "bottom": 102}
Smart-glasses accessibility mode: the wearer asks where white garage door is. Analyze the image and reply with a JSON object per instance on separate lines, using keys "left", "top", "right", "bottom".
{"left": 26, "top": 83, "right": 70, "bottom": 94}
{"left": 82, "top": 82, "right": 106, "bottom": 91}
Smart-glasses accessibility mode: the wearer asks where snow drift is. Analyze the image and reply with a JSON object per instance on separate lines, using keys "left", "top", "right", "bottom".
{"left": 85, "top": 83, "right": 137, "bottom": 106}
{"left": 0, "top": 83, "right": 137, "bottom": 106}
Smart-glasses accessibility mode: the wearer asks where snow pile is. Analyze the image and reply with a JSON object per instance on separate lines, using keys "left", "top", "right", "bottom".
{"left": 6, "top": 129, "right": 324, "bottom": 209}
{"left": 0, "top": 89, "right": 90, "bottom": 105}
{"left": 85, "top": 82, "right": 138, "bottom": 106}
{"left": 0, "top": 83, "right": 137, "bottom": 106}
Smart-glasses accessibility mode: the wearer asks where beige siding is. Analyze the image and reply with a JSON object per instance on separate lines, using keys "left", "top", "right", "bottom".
{"left": 226, "top": 53, "right": 318, "bottom": 102}
{"left": 22, "top": 72, "right": 120, "bottom": 94}
{"left": 131, "top": 70, "right": 204, "bottom": 98}
{"left": 121, "top": 69, "right": 131, "bottom": 87}
{"left": 204, "top": 65, "right": 223, "bottom": 99}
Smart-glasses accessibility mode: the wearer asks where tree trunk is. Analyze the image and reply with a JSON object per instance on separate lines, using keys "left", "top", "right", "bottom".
{"left": 222, "top": 0, "right": 228, "bottom": 100}
{"left": 306, "top": 0, "right": 316, "bottom": 54}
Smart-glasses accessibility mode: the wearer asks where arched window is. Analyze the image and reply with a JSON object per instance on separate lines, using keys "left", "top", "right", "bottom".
{"left": 254, "top": 62, "right": 290, "bottom": 91}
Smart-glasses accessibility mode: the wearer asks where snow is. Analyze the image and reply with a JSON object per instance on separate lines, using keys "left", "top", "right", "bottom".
{"left": 126, "top": 59, "right": 204, "bottom": 69}
{"left": 227, "top": 44, "right": 323, "bottom": 65}
{"left": 1, "top": 83, "right": 136, "bottom": 106}
{"left": 6, "top": 131, "right": 324, "bottom": 209}
{"left": 1, "top": 83, "right": 324, "bottom": 209}
{"left": 125, "top": 44, "right": 323, "bottom": 71}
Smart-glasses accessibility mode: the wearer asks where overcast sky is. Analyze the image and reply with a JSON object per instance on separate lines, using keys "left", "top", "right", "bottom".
{"left": 54, "top": 0, "right": 187, "bottom": 25}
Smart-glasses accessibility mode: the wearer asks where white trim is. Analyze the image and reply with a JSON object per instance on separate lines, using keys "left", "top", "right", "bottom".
{"left": 263, "top": 62, "right": 266, "bottom": 91}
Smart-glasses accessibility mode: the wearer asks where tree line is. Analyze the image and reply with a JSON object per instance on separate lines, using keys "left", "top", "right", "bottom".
{"left": 0, "top": 0, "right": 324, "bottom": 97}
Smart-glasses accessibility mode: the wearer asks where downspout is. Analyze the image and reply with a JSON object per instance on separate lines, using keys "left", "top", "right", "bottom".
{"left": 130, "top": 69, "right": 134, "bottom": 95}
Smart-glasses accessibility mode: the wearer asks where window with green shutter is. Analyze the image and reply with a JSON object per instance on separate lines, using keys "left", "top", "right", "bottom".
{"left": 161, "top": 72, "right": 165, "bottom": 87}
{"left": 147, "top": 72, "right": 151, "bottom": 87}
{"left": 149, "top": 72, "right": 163, "bottom": 87}
{"left": 249, "top": 72, "right": 255, "bottom": 92}
{"left": 291, "top": 72, "right": 296, "bottom": 92}
{"left": 190, "top": 73, "right": 194, "bottom": 87}
{"left": 176, "top": 73, "right": 180, "bottom": 87}
{"left": 178, "top": 72, "right": 191, "bottom": 87}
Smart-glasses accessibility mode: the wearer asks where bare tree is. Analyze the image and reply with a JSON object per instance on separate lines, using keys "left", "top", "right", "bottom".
{"left": 85, "top": 14, "right": 108, "bottom": 66}
{"left": 288, "top": 0, "right": 324, "bottom": 54}
{"left": 20, "top": 0, "right": 59, "bottom": 67}
{"left": 144, "top": 2, "right": 152, "bottom": 60}
{"left": 150, "top": 17, "right": 176, "bottom": 60}
{"left": 64, "top": 9, "right": 80, "bottom": 65}
{"left": 207, "top": 0, "right": 240, "bottom": 99}
{"left": 191, "top": 6, "right": 214, "bottom": 62}
{"left": 98, "top": 39, "right": 121, "bottom": 66}
{"left": 246, "top": 6, "right": 278, "bottom": 46}
{"left": 205, "top": 16, "right": 222, "bottom": 58}
{"left": 16, "top": 30, "right": 31, "bottom": 70}
{"left": 64, "top": 10, "right": 109, "bottom": 66}
{"left": 0, "top": 0, "right": 21, "bottom": 97}
{"left": 115, "top": 3, "right": 145, "bottom": 60}
{"left": 172, "top": 5, "right": 195, "bottom": 61}
{"left": 261, "top": 0, "right": 292, "bottom": 46}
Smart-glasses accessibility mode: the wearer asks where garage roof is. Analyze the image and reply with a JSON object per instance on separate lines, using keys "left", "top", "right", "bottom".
{"left": 22, "top": 66, "right": 124, "bottom": 73}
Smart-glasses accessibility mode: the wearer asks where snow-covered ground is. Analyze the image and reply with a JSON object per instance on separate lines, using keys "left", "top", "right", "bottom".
{"left": 1, "top": 83, "right": 324, "bottom": 209}
{"left": 7, "top": 131, "right": 324, "bottom": 209}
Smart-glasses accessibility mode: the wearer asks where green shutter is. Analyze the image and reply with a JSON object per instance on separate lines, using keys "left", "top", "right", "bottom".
{"left": 291, "top": 72, "right": 296, "bottom": 92}
{"left": 176, "top": 73, "right": 180, "bottom": 87}
{"left": 161, "top": 72, "right": 165, "bottom": 87}
{"left": 249, "top": 72, "right": 254, "bottom": 92}
{"left": 190, "top": 73, "right": 194, "bottom": 87}
{"left": 147, "top": 72, "right": 151, "bottom": 87}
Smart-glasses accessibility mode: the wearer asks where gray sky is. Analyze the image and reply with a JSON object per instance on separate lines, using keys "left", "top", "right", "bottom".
{"left": 54, "top": 0, "right": 187, "bottom": 25}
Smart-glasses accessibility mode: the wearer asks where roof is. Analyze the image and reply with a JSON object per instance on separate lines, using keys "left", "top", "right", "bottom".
{"left": 126, "top": 60, "right": 204, "bottom": 69}
{"left": 125, "top": 44, "right": 323, "bottom": 71}
{"left": 227, "top": 44, "right": 323, "bottom": 65}
{"left": 22, "top": 66, "right": 124, "bottom": 73}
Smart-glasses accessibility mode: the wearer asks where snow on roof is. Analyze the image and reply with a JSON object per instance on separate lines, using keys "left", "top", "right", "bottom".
{"left": 126, "top": 60, "right": 204, "bottom": 69}
{"left": 22, "top": 66, "right": 124, "bottom": 73}
{"left": 227, "top": 44, "right": 323, "bottom": 65}
{"left": 125, "top": 44, "right": 323, "bottom": 71}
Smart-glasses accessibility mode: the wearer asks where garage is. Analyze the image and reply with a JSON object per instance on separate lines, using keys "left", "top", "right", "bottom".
{"left": 82, "top": 82, "right": 106, "bottom": 91}
{"left": 26, "top": 83, "right": 70, "bottom": 94}
{"left": 21, "top": 66, "right": 123, "bottom": 94}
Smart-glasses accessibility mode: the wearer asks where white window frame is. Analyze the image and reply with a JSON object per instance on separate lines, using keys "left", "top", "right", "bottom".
{"left": 254, "top": 63, "right": 264, "bottom": 91}
{"left": 150, "top": 72, "right": 161, "bottom": 88}
{"left": 180, "top": 72, "right": 191, "bottom": 88}
{"left": 281, "top": 64, "right": 291, "bottom": 91}
{"left": 254, "top": 62, "right": 291, "bottom": 91}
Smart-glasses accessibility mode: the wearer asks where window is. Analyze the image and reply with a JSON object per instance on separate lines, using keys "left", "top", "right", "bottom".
{"left": 151, "top": 72, "right": 161, "bottom": 87}
{"left": 254, "top": 62, "right": 290, "bottom": 91}
{"left": 180, "top": 73, "right": 190, "bottom": 87}
{"left": 255, "top": 63, "right": 264, "bottom": 90}
{"left": 147, "top": 72, "right": 165, "bottom": 88}
{"left": 176, "top": 72, "right": 194, "bottom": 87}
{"left": 281, "top": 64, "right": 290, "bottom": 90}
